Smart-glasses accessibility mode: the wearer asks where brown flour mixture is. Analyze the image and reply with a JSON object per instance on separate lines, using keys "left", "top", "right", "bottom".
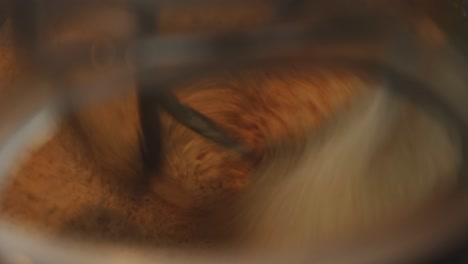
{"left": 0, "top": 2, "right": 461, "bottom": 252}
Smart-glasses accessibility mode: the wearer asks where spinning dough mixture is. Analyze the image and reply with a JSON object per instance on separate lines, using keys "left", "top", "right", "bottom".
{"left": 0, "top": 2, "right": 462, "bottom": 252}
